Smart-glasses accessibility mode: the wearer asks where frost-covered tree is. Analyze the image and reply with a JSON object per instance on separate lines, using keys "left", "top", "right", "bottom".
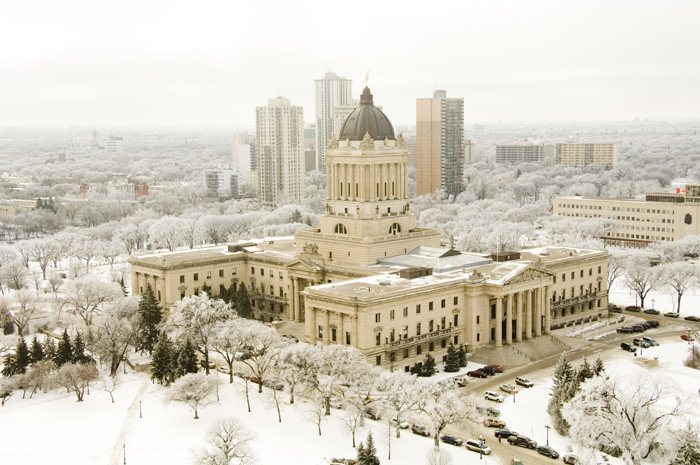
{"left": 195, "top": 418, "right": 255, "bottom": 465}
{"left": 277, "top": 342, "right": 317, "bottom": 404}
{"left": 53, "top": 362, "right": 99, "bottom": 402}
{"left": 563, "top": 374, "right": 681, "bottom": 465}
{"left": 175, "top": 338, "right": 199, "bottom": 377}
{"left": 426, "top": 448, "right": 453, "bottom": 465}
{"left": 28, "top": 239, "right": 61, "bottom": 280}
{"left": 312, "top": 345, "right": 367, "bottom": 415}
{"left": 8, "top": 289, "right": 37, "bottom": 336}
{"left": 379, "top": 371, "right": 422, "bottom": 439}
{"left": 659, "top": 261, "right": 698, "bottom": 313}
{"left": 417, "top": 382, "right": 474, "bottom": 448}
{"left": 29, "top": 335, "right": 44, "bottom": 363}
{"left": 235, "top": 319, "right": 284, "bottom": 393}
{"left": 165, "top": 293, "right": 233, "bottom": 374}
{"left": 148, "top": 216, "right": 186, "bottom": 251}
{"left": 61, "top": 276, "right": 123, "bottom": 326}
{"left": 136, "top": 284, "right": 162, "bottom": 354}
{"left": 607, "top": 255, "right": 624, "bottom": 289}
{"left": 623, "top": 255, "right": 659, "bottom": 308}
{"left": 2, "top": 260, "right": 28, "bottom": 290}
{"left": 670, "top": 424, "right": 700, "bottom": 465}
{"left": 341, "top": 391, "right": 366, "bottom": 448}
{"left": 54, "top": 330, "right": 73, "bottom": 367}
{"left": 166, "top": 372, "right": 218, "bottom": 419}
{"left": 90, "top": 297, "right": 140, "bottom": 375}
{"left": 151, "top": 332, "right": 176, "bottom": 385}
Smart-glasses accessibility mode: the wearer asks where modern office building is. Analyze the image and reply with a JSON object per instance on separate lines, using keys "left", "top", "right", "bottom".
{"left": 415, "top": 90, "right": 465, "bottom": 197}
{"left": 231, "top": 134, "right": 255, "bottom": 183}
{"left": 552, "top": 183, "right": 700, "bottom": 247}
{"left": 314, "top": 72, "right": 352, "bottom": 171}
{"left": 255, "top": 97, "right": 304, "bottom": 207}
{"left": 131, "top": 87, "right": 609, "bottom": 369}
{"left": 556, "top": 143, "right": 618, "bottom": 168}
{"left": 496, "top": 142, "right": 547, "bottom": 165}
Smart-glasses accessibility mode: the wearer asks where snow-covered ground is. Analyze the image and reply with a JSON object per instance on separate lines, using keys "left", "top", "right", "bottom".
{"left": 609, "top": 279, "right": 700, "bottom": 317}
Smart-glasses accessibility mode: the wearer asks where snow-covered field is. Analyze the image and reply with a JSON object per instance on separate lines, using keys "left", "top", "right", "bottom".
{"left": 609, "top": 279, "right": 700, "bottom": 317}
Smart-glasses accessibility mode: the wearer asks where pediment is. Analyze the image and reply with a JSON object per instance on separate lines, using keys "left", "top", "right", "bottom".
{"left": 504, "top": 267, "right": 553, "bottom": 286}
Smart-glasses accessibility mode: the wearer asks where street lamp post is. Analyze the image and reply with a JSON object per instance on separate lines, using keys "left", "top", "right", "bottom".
{"left": 139, "top": 401, "right": 142, "bottom": 418}
{"left": 651, "top": 298, "right": 655, "bottom": 310}
{"left": 123, "top": 444, "right": 126, "bottom": 465}
{"left": 545, "top": 425, "right": 551, "bottom": 446}
{"left": 513, "top": 388, "right": 516, "bottom": 403}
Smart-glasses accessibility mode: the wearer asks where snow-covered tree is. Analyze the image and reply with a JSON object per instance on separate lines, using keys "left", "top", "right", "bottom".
{"left": 28, "top": 239, "right": 61, "bottom": 280}
{"left": 53, "top": 362, "right": 99, "bottom": 402}
{"left": 379, "top": 371, "right": 422, "bottom": 438}
{"left": 623, "top": 254, "right": 659, "bottom": 308}
{"left": 2, "top": 260, "right": 28, "bottom": 290}
{"left": 8, "top": 289, "right": 37, "bottom": 336}
{"left": 426, "top": 448, "right": 453, "bottom": 465}
{"left": 235, "top": 319, "right": 284, "bottom": 393}
{"left": 148, "top": 216, "right": 186, "bottom": 251}
{"left": 196, "top": 418, "right": 255, "bottom": 465}
{"left": 563, "top": 374, "right": 681, "bottom": 465}
{"left": 357, "top": 432, "right": 380, "bottom": 465}
{"left": 151, "top": 332, "right": 176, "bottom": 385}
{"left": 417, "top": 382, "right": 474, "bottom": 448}
{"left": 670, "top": 424, "right": 700, "bottom": 465}
{"left": 607, "top": 255, "right": 624, "bottom": 289}
{"left": 165, "top": 293, "right": 233, "bottom": 374}
{"left": 90, "top": 297, "right": 140, "bottom": 376}
{"left": 166, "top": 372, "right": 218, "bottom": 419}
{"left": 341, "top": 391, "right": 366, "bottom": 448}
{"left": 659, "top": 261, "right": 698, "bottom": 313}
{"left": 313, "top": 345, "right": 367, "bottom": 415}
{"left": 277, "top": 342, "right": 317, "bottom": 404}
{"left": 61, "top": 276, "right": 123, "bottom": 326}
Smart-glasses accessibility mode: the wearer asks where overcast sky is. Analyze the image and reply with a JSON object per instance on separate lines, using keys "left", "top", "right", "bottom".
{"left": 1, "top": 0, "right": 699, "bottom": 128}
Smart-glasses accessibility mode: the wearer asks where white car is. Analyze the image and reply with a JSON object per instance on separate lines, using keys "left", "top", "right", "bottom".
{"left": 515, "top": 376, "right": 534, "bottom": 388}
{"left": 390, "top": 416, "right": 410, "bottom": 429}
{"left": 484, "top": 391, "right": 504, "bottom": 402}
{"left": 499, "top": 383, "right": 518, "bottom": 394}
{"left": 465, "top": 439, "right": 491, "bottom": 455}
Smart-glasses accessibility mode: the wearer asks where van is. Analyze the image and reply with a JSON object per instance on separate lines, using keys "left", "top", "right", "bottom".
{"left": 620, "top": 342, "right": 637, "bottom": 353}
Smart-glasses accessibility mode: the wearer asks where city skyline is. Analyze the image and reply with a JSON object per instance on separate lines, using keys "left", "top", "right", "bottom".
{"left": 1, "top": 0, "right": 699, "bottom": 127}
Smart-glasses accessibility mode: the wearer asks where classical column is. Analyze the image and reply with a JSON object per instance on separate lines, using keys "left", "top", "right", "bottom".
{"left": 352, "top": 315, "right": 359, "bottom": 348}
{"left": 516, "top": 291, "right": 523, "bottom": 342}
{"left": 495, "top": 295, "right": 503, "bottom": 347}
{"left": 525, "top": 289, "right": 533, "bottom": 339}
{"left": 306, "top": 307, "right": 317, "bottom": 344}
{"left": 134, "top": 272, "right": 141, "bottom": 295}
{"left": 534, "top": 288, "right": 542, "bottom": 337}
{"left": 506, "top": 293, "right": 513, "bottom": 345}
{"left": 544, "top": 286, "right": 552, "bottom": 334}
{"left": 324, "top": 310, "right": 330, "bottom": 344}
{"left": 338, "top": 313, "right": 344, "bottom": 345}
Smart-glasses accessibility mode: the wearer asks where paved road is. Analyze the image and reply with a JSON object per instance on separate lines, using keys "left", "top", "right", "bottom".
{"left": 441, "top": 316, "right": 696, "bottom": 465}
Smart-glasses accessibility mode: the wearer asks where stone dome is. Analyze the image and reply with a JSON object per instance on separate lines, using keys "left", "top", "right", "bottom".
{"left": 338, "top": 87, "right": 395, "bottom": 141}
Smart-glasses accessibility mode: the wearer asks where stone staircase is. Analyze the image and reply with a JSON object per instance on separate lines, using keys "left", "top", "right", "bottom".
{"left": 470, "top": 334, "right": 580, "bottom": 368}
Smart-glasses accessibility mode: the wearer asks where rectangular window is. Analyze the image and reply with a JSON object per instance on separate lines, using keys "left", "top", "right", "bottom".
{"left": 441, "top": 338, "right": 447, "bottom": 348}
{"left": 441, "top": 299, "right": 446, "bottom": 308}
{"left": 476, "top": 333, "right": 480, "bottom": 342}
{"left": 416, "top": 304, "right": 421, "bottom": 314}
{"left": 589, "top": 268, "right": 592, "bottom": 276}
{"left": 279, "top": 271, "right": 283, "bottom": 279}
{"left": 375, "top": 332, "right": 381, "bottom": 346}
{"left": 580, "top": 270, "right": 583, "bottom": 278}
{"left": 345, "top": 332, "right": 351, "bottom": 345}
{"left": 428, "top": 342, "right": 434, "bottom": 351}
{"left": 180, "top": 291, "right": 185, "bottom": 299}
{"left": 441, "top": 316, "right": 446, "bottom": 328}
{"left": 429, "top": 301, "right": 434, "bottom": 311}
{"left": 179, "top": 275, "right": 185, "bottom": 283}
{"left": 375, "top": 355, "right": 381, "bottom": 366}
{"left": 331, "top": 328, "right": 337, "bottom": 342}
{"left": 562, "top": 273, "right": 565, "bottom": 282}
{"left": 206, "top": 271, "right": 212, "bottom": 279}
{"left": 476, "top": 315, "right": 479, "bottom": 325}
{"left": 416, "top": 323, "right": 421, "bottom": 336}
{"left": 157, "top": 290, "right": 161, "bottom": 300}
{"left": 194, "top": 287, "right": 200, "bottom": 296}
{"left": 389, "top": 351, "right": 395, "bottom": 362}
{"left": 453, "top": 296, "right": 458, "bottom": 305}
{"left": 232, "top": 268, "right": 237, "bottom": 275}
{"left": 193, "top": 273, "right": 199, "bottom": 281}
{"left": 571, "top": 272, "right": 574, "bottom": 279}
{"left": 390, "top": 310, "right": 395, "bottom": 320}
{"left": 260, "top": 268, "right": 264, "bottom": 276}
{"left": 403, "top": 348, "right": 408, "bottom": 359}
{"left": 453, "top": 335, "right": 458, "bottom": 344}
{"left": 416, "top": 345, "right": 422, "bottom": 355}
{"left": 598, "top": 266, "right": 602, "bottom": 273}
{"left": 375, "top": 313, "right": 381, "bottom": 323}
{"left": 251, "top": 267, "right": 255, "bottom": 274}
{"left": 403, "top": 307, "right": 408, "bottom": 317}
{"left": 318, "top": 326, "right": 323, "bottom": 339}
{"left": 219, "top": 269, "right": 224, "bottom": 277}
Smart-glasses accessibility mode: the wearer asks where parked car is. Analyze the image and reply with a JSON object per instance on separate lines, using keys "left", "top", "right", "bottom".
{"left": 364, "top": 406, "right": 381, "bottom": 420}
{"left": 631, "top": 325, "right": 646, "bottom": 333}
{"left": 642, "top": 336, "right": 659, "bottom": 346}
{"left": 499, "top": 383, "right": 518, "bottom": 394}
{"left": 647, "top": 319, "right": 660, "bottom": 327}
{"left": 330, "top": 397, "right": 345, "bottom": 409}
{"left": 479, "top": 406, "right": 501, "bottom": 417}
{"left": 625, "top": 305, "right": 641, "bottom": 312}
{"left": 216, "top": 365, "right": 231, "bottom": 374}
{"left": 467, "top": 370, "right": 488, "bottom": 378}
{"left": 632, "top": 338, "right": 651, "bottom": 348}
{"left": 485, "top": 391, "right": 505, "bottom": 402}
{"left": 681, "top": 334, "right": 695, "bottom": 342}
{"left": 511, "top": 460, "right": 524, "bottom": 465}
{"left": 485, "top": 364, "right": 504, "bottom": 373}
{"left": 620, "top": 342, "right": 637, "bottom": 353}
{"left": 665, "top": 312, "right": 680, "bottom": 318}
{"left": 684, "top": 315, "right": 700, "bottom": 322}
{"left": 200, "top": 359, "right": 216, "bottom": 369}
{"left": 616, "top": 326, "right": 634, "bottom": 333}
{"left": 515, "top": 376, "right": 534, "bottom": 388}
{"left": 537, "top": 445, "right": 560, "bottom": 459}
{"left": 483, "top": 417, "right": 506, "bottom": 428}
{"left": 608, "top": 305, "right": 622, "bottom": 313}
{"left": 563, "top": 453, "right": 580, "bottom": 464}
{"left": 643, "top": 309, "right": 660, "bottom": 315}
{"left": 641, "top": 321, "right": 655, "bottom": 330}
{"left": 440, "top": 434, "right": 463, "bottom": 446}
{"left": 494, "top": 429, "right": 517, "bottom": 439}
{"left": 390, "top": 416, "right": 410, "bottom": 429}
{"left": 262, "top": 379, "right": 284, "bottom": 391}
{"left": 480, "top": 366, "right": 497, "bottom": 376}
{"left": 454, "top": 376, "right": 468, "bottom": 387}
{"left": 465, "top": 439, "right": 491, "bottom": 455}
{"left": 507, "top": 434, "right": 537, "bottom": 449}
{"left": 282, "top": 334, "right": 299, "bottom": 342}
{"left": 411, "top": 424, "right": 431, "bottom": 437}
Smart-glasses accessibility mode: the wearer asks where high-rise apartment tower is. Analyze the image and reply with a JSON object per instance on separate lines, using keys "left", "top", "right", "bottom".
{"left": 314, "top": 72, "right": 352, "bottom": 171}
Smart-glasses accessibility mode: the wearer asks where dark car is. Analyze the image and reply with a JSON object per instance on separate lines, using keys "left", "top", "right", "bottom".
{"left": 537, "top": 445, "right": 560, "bottom": 459}
{"left": 262, "top": 379, "right": 284, "bottom": 390}
{"left": 608, "top": 305, "right": 622, "bottom": 313}
{"left": 641, "top": 321, "right": 655, "bottom": 329}
{"left": 480, "top": 366, "right": 496, "bottom": 376}
{"left": 631, "top": 325, "right": 646, "bottom": 333}
{"left": 684, "top": 315, "right": 700, "bottom": 322}
{"left": 494, "top": 429, "right": 517, "bottom": 439}
{"left": 647, "top": 320, "right": 660, "bottom": 327}
{"left": 467, "top": 370, "right": 488, "bottom": 378}
{"left": 665, "top": 312, "right": 680, "bottom": 318}
{"left": 485, "top": 364, "right": 504, "bottom": 373}
{"left": 626, "top": 305, "right": 641, "bottom": 312}
{"left": 616, "top": 326, "right": 634, "bottom": 333}
{"left": 440, "top": 434, "right": 463, "bottom": 446}
{"left": 364, "top": 406, "right": 381, "bottom": 420}
{"left": 632, "top": 338, "right": 650, "bottom": 348}
{"left": 621, "top": 342, "right": 637, "bottom": 352}
{"left": 644, "top": 309, "right": 660, "bottom": 315}
{"left": 412, "top": 424, "right": 431, "bottom": 437}
{"left": 681, "top": 334, "right": 695, "bottom": 342}
{"left": 507, "top": 434, "right": 537, "bottom": 449}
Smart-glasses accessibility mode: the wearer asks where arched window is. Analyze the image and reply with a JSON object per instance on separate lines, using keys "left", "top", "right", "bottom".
{"left": 334, "top": 223, "right": 347, "bottom": 234}
{"left": 389, "top": 223, "right": 401, "bottom": 235}
{"left": 685, "top": 213, "right": 692, "bottom": 225}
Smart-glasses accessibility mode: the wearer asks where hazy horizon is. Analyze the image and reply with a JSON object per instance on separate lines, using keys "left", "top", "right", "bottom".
{"left": 2, "top": 0, "right": 699, "bottom": 127}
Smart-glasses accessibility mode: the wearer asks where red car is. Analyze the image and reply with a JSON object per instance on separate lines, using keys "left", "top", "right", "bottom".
{"left": 681, "top": 334, "right": 695, "bottom": 342}
{"left": 467, "top": 370, "right": 488, "bottom": 378}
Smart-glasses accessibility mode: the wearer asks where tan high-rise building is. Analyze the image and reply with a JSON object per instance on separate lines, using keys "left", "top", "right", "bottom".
{"left": 255, "top": 97, "right": 304, "bottom": 207}
{"left": 416, "top": 90, "right": 464, "bottom": 197}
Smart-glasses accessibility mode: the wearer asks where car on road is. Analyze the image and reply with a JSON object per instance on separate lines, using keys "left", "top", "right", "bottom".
{"left": 632, "top": 338, "right": 651, "bottom": 348}
{"left": 483, "top": 417, "right": 506, "bottom": 428}
{"left": 494, "top": 429, "right": 517, "bottom": 439}
{"left": 644, "top": 309, "right": 660, "bottom": 315}
{"left": 631, "top": 324, "right": 646, "bottom": 332}
{"left": 390, "top": 417, "right": 410, "bottom": 429}
{"left": 454, "top": 376, "right": 468, "bottom": 387}
{"left": 465, "top": 439, "right": 491, "bottom": 455}
{"left": 563, "top": 453, "right": 580, "bottom": 464}
{"left": 625, "top": 305, "right": 641, "bottom": 312}
{"left": 642, "top": 336, "right": 659, "bottom": 346}
{"left": 485, "top": 391, "right": 505, "bottom": 402}
{"left": 485, "top": 364, "right": 504, "bottom": 373}
{"left": 499, "top": 383, "right": 518, "bottom": 394}
{"left": 681, "top": 334, "right": 695, "bottom": 342}
{"left": 665, "top": 312, "right": 680, "bottom": 318}
{"left": 507, "top": 434, "right": 537, "bottom": 449}
{"left": 511, "top": 460, "right": 524, "bottom": 465}
{"left": 412, "top": 424, "right": 431, "bottom": 437}
{"left": 440, "top": 434, "right": 463, "bottom": 446}
{"left": 646, "top": 320, "right": 660, "bottom": 327}
{"left": 515, "top": 376, "right": 534, "bottom": 388}
{"left": 537, "top": 445, "right": 560, "bottom": 459}
{"left": 616, "top": 326, "right": 634, "bottom": 333}
{"left": 480, "top": 366, "right": 497, "bottom": 376}
{"left": 621, "top": 342, "right": 637, "bottom": 353}
{"left": 684, "top": 315, "right": 700, "bottom": 322}
{"left": 467, "top": 370, "right": 488, "bottom": 378}
{"left": 608, "top": 305, "right": 622, "bottom": 313}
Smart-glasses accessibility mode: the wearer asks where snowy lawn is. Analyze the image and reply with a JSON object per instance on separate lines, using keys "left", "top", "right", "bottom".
{"left": 609, "top": 279, "right": 700, "bottom": 317}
